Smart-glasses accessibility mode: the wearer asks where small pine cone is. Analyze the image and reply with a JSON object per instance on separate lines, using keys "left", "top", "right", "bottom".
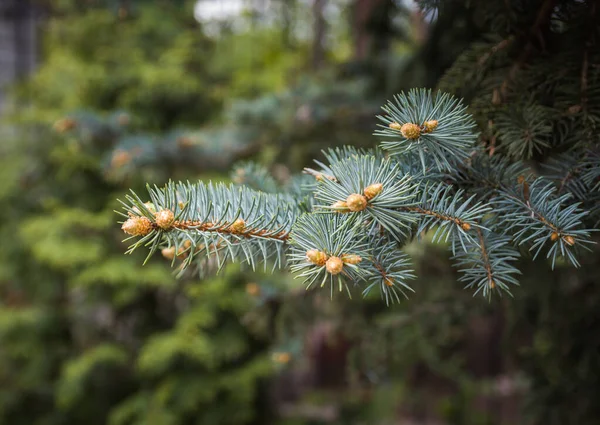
{"left": 341, "top": 254, "right": 362, "bottom": 265}
{"left": 400, "top": 123, "right": 421, "bottom": 140}
{"left": 422, "top": 120, "right": 438, "bottom": 133}
{"left": 346, "top": 194, "right": 368, "bottom": 212}
{"left": 389, "top": 122, "right": 403, "bottom": 131}
{"left": 122, "top": 216, "right": 153, "bottom": 236}
{"left": 460, "top": 222, "right": 472, "bottom": 231}
{"left": 331, "top": 200, "right": 350, "bottom": 212}
{"left": 161, "top": 247, "right": 176, "bottom": 260}
{"left": 307, "top": 249, "right": 328, "bottom": 266}
{"left": 176, "top": 247, "right": 188, "bottom": 259}
{"left": 230, "top": 218, "right": 246, "bottom": 233}
{"left": 550, "top": 232, "right": 560, "bottom": 242}
{"left": 364, "top": 183, "right": 383, "bottom": 200}
{"left": 383, "top": 276, "right": 394, "bottom": 287}
{"left": 325, "top": 256, "right": 344, "bottom": 275}
{"left": 563, "top": 235, "right": 575, "bottom": 246}
{"left": 154, "top": 209, "right": 175, "bottom": 229}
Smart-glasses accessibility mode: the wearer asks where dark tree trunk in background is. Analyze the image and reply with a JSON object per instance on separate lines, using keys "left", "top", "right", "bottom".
{"left": 312, "top": 0, "right": 327, "bottom": 70}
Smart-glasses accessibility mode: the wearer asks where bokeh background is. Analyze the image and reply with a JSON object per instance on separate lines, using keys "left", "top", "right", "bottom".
{"left": 1, "top": 1, "right": 599, "bottom": 424}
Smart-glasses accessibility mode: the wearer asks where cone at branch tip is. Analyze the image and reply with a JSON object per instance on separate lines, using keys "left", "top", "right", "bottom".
{"left": 155, "top": 209, "right": 175, "bottom": 229}
{"left": 230, "top": 218, "right": 246, "bottom": 233}
{"left": 122, "top": 216, "right": 153, "bottom": 236}
{"left": 422, "top": 120, "right": 438, "bottom": 133}
{"left": 306, "top": 249, "right": 328, "bottom": 266}
{"left": 161, "top": 247, "right": 176, "bottom": 260}
{"left": 364, "top": 183, "right": 383, "bottom": 200}
{"left": 400, "top": 123, "right": 421, "bottom": 140}
{"left": 325, "top": 256, "right": 344, "bottom": 275}
{"left": 341, "top": 254, "right": 362, "bottom": 265}
{"left": 331, "top": 200, "right": 350, "bottom": 212}
{"left": 346, "top": 194, "right": 368, "bottom": 212}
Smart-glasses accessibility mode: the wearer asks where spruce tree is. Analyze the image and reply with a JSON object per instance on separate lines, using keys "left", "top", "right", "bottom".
{"left": 120, "top": 1, "right": 600, "bottom": 303}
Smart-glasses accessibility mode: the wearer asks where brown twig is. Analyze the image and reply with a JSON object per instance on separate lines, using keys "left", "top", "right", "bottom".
{"left": 476, "top": 228, "right": 495, "bottom": 289}
{"left": 160, "top": 220, "right": 290, "bottom": 241}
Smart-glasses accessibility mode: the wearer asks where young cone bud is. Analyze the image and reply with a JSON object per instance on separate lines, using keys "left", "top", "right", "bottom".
{"left": 364, "top": 183, "right": 383, "bottom": 200}
{"left": 346, "top": 194, "right": 368, "bottom": 212}
{"left": 461, "top": 222, "right": 472, "bottom": 231}
{"left": 389, "top": 122, "right": 402, "bottom": 131}
{"left": 423, "top": 120, "right": 438, "bottom": 133}
{"left": 331, "top": 200, "right": 350, "bottom": 212}
{"left": 161, "top": 247, "right": 176, "bottom": 260}
{"left": 325, "top": 256, "right": 344, "bottom": 275}
{"left": 551, "top": 232, "right": 560, "bottom": 242}
{"left": 230, "top": 218, "right": 246, "bottom": 233}
{"left": 306, "top": 249, "right": 328, "bottom": 266}
{"left": 384, "top": 276, "right": 394, "bottom": 287}
{"left": 155, "top": 209, "right": 175, "bottom": 229}
{"left": 400, "top": 123, "right": 421, "bottom": 140}
{"left": 122, "top": 216, "right": 153, "bottom": 236}
{"left": 563, "top": 235, "right": 575, "bottom": 246}
{"left": 341, "top": 254, "right": 362, "bottom": 265}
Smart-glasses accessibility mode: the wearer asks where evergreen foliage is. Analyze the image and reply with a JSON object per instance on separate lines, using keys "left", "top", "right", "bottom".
{"left": 121, "top": 88, "right": 597, "bottom": 302}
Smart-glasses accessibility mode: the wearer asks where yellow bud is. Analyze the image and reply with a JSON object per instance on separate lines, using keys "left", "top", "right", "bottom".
{"left": 306, "top": 249, "right": 328, "bottom": 266}
{"left": 384, "top": 276, "right": 394, "bottom": 287}
{"left": 422, "top": 120, "right": 438, "bottom": 133}
{"left": 364, "top": 183, "right": 383, "bottom": 200}
{"left": 121, "top": 216, "right": 153, "bottom": 236}
{"left": 331, "top": 200, "right": 350, "bottom": 212}
{"left": 230, "top": 218, "right": 246, "bottom": 233}
{"left": 563, "top": 235, "right": 575, "bottom": 246}
{"left": 346, "top": 194, "right": 368, "bottom": 212}
{"left": 389, "top": 122, "right": 403, "bottom": 131}
{"left": 341, "top": 254, "right": 362, "bottom": 265}
{"left": 161, "top": 247, "right": 176, "bottom": 260}
{"left": 550, "top": 232, "right": 560, "bottom": 242}
{"left": 155, "top": 209, "right": 175, "bottom": 229}
{"left": 325, "top": 256, "right": 344, "bottom": 275}
{"left": 400, "top": 123, "right": 421, "bottom": 140}
{"left": 461, "top": 222, "right": 472, "bottom": 231}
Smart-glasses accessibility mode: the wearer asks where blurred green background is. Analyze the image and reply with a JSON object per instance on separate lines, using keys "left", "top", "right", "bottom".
{"left": 0, "top": 1, "right": 599, "bottom": 424}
